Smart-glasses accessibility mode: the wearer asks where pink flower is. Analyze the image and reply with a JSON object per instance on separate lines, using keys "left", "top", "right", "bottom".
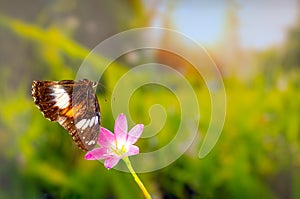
{"left": 85, "top": 113, "right": 144, "bottom": 169}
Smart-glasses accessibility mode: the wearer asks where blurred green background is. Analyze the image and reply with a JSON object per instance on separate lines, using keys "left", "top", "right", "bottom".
{"left": 0, "top": 0, "right": 300, "bottom": 198}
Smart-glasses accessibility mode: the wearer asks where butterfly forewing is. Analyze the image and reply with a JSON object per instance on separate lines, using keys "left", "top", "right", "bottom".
{"left": 32, "top": 79, "right": 101, "bottom": 151}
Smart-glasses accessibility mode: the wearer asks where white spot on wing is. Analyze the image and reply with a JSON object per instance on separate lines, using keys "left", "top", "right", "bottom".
{"left": 55, "top": 95, "right": 69, "bottom": 108}
{"left": 55, "top": 93, "right": 67, "bottom": 101}
{"left": 51, "top": 86, "right": 65, "bottom": 93}
{"left": 82, "top": 119, "right": 90, "bottom": 130}
{"left": 75, "top": 119, "right": 87, "bottom": 129}
{"left": 94, "top": 116, "right": 98, "bottom": 125}
{"left": 90, "top": 116, "right": 95, "bottom": 127}
{"left": 87, "top": 140, "right": 95, "bottom": 145}
{"left": 51, "top": 86, "right": 70, "bottom": 109}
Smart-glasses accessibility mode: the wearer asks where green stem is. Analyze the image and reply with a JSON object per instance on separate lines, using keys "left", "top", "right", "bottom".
{"left": 123, "top": 157, "right": 152, "bottom": 199}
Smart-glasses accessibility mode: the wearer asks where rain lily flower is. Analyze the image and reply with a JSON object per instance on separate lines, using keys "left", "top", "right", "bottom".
{"left": 84, "top": 113, "right": 151, "bottom": 198}
{"left": 85, "top": 113, "right": 144, "bottom": 169}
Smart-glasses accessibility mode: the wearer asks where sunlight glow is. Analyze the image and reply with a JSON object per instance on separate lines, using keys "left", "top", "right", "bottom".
{"left": 173, "top": 0, "right": 298, "bottom": 49}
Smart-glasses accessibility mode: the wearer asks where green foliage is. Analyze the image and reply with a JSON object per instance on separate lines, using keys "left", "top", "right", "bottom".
{"left": 0, "top": 15, "right": 300, "bottom": 199}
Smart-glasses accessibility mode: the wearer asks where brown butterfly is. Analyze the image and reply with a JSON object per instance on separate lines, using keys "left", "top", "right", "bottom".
{"left": 31, "top": 79, "right": 101, "bottom": 151}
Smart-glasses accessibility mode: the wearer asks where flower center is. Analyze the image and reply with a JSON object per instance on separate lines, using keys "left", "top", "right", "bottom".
{"left": 110, "top": 144, "right": 127, "bottom": 157}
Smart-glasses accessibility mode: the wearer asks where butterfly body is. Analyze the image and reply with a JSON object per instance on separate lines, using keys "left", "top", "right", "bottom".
{"left": 32, "top": 79, "right": 100, "bottom": 151}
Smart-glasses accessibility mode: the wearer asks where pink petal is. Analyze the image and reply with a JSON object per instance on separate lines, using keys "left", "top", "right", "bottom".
{"left": 125, "top": 145, "right": 139, "bottom": 156}
{"left": 98, "top": 127, "right": 115, "bottom": 146}
{"left": 104, "top": 157, "right": 120, "bottom": 169}
{"left": 127, "top": 124, "right": 143, "bottom": 144}
{"left": 84, "top": 148, "right": 107, "bottom": 160}
{"left": 114, "top": 113, "right": 128, "bottom": 144}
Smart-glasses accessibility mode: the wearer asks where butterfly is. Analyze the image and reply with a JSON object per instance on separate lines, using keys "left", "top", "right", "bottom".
{"left": 31, "top": 79, "right": 101, "bottom": 151}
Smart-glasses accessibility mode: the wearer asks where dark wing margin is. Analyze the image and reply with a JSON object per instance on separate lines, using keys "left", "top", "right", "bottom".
{"left": 31, "top": 79, "right": 101, "bottom": 151}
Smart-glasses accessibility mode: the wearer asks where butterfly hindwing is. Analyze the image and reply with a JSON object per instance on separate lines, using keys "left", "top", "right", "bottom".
{"left": 32, "top": 79, "right": 101, "bottom": 151}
